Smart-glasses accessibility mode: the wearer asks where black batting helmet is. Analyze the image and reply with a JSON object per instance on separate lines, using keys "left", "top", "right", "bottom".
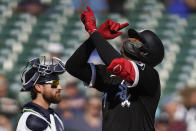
{"left": 122, "top": 29, "right": 164, "bottom": 67}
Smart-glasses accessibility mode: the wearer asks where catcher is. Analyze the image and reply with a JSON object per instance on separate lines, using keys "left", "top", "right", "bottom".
{"left": 16, "top": 57, "right": 65, "bottom": 131}
{"left": 66, "top": 7, "right": 164, "bottom": 131}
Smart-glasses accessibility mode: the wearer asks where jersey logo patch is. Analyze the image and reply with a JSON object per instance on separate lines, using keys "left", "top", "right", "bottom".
{"left": 116, "top": 80, "right": 131, "bottom": 108}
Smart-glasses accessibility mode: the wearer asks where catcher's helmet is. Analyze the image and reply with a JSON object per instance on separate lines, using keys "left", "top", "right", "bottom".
{"left": 122, "top": 29, "right": 164, "bottom": 67}
{"left": 21, "top": 56, "right": 66, "bottom": 91}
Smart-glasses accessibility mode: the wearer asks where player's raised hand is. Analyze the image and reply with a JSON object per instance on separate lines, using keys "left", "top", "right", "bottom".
{"left": 80, "top": 6, "right": 97, "bottom": 35}
{"left": 98, "top": 19, "right": 129, "bottom": 39}
{"left": 106, "top": 58, "right": 135, "bottom": 82}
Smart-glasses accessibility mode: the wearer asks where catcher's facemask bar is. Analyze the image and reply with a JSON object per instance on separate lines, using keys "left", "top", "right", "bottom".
{"left": 21, "top": 56, "right": 65, "bottom": 91}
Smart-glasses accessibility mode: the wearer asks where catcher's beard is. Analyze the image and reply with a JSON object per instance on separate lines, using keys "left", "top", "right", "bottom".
{"left": 43, "top": 92, "right": 61, "bottom": 104}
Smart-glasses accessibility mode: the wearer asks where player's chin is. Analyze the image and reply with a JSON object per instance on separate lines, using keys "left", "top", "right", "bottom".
{"left": 52, "top": 96, "right": 61, "bottom": 103}
{"left": 54, "top": 94, "right": 61, "bottom": 103}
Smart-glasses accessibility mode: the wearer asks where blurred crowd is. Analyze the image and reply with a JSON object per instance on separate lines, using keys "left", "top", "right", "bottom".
{"left": 155, "top": 86, "right": 196, "bottom": 131}
{"left": 14, "top": 0, "right": 126, "bottom": 17}
{"left": 1, "top": 0, "right": 196, "bottom": 131}
{"left": 55, "top": 75, "right": 103, "bottom": 131}
{"left": 13, "top": 0, "right": 196, "bottom": 18}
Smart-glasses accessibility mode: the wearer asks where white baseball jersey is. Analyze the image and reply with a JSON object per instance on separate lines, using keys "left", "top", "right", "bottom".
{"left": 16, "top": 102, "right": 64, "bottom": 131}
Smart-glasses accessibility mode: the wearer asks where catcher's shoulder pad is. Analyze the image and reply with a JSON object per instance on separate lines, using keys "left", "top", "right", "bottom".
{"left": 26, "top": 114, "right": 48, "bottom": 130}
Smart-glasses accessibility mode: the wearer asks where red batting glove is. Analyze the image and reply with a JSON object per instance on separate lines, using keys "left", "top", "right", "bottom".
{"left": 80, "top": 6, "right": 97, "bottom": 35}
{"left": 98, "top": 19, "right": 129, "bottom": 39}
{"left": 106, "top": 58, "right": 136, "bottom": 82}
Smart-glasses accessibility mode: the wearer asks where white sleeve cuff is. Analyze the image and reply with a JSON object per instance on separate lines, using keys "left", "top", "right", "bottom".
{"left": 127, "top": 61, "right": 140, "bottom": 88}
{"left": 84, "top": 63, "right": 96, "bottom": 88}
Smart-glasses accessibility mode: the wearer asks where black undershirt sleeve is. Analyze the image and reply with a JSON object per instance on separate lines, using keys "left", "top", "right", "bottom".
{"left": 65, "top": 38, "right": 94, "bottom": 83}
{"left": 90, "top": 31, "right": 122, "bottom": 66}
{"left": 66, "top": 31, "right": 122, "bottom": 82}
{"left": 66, "top": 31, "right": 123, "bottom": 86}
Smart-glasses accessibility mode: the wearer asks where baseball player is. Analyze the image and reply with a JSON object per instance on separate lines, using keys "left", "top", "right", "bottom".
{"left": 16, "top": 57, "right": 65, "bottom": 131}
{"left": 66, "top": 6, "right": 164, "bottom": 131}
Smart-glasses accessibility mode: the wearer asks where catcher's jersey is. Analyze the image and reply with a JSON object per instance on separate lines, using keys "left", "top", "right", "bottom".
{"left": 16, "top": 102, "right": 64, "bottom": 131}
{"left": 88, "top": 62, "right": 160, "bottom": 131}
{"left": 186, "top": 107, "right": 196, "bottom": 131}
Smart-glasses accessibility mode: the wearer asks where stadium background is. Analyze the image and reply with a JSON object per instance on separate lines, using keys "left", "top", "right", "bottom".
{"left": 0, "top": 0, "right": 196, "bottom": 130}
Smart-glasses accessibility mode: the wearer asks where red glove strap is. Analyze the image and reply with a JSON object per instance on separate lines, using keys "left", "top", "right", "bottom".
{"left": 88, "top": 28, "right": 97, "bottom": 35}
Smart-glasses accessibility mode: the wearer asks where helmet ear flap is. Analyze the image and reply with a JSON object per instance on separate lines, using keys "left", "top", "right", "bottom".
{"left": 122, "top": 40, "right": 144, "bottom": 61}
{"left": 140, "top": 44, "right": 151, "bottom": 56}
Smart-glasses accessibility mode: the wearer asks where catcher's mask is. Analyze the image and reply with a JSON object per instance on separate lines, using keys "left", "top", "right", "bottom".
{"left": 21, "top": 56, "right": 66, "bottom": 91}
{"left": 122, "top": 29, "right": 164, "bottom": 67}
